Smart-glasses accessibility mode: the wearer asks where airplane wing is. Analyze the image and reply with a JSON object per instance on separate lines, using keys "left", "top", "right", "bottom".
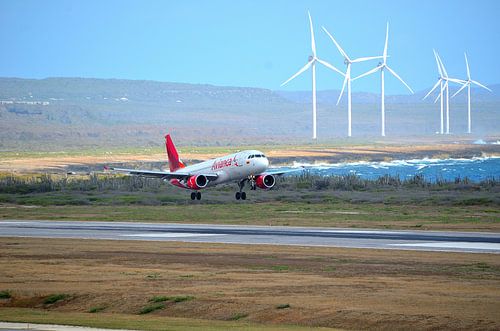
{"left": 104, "top": 166, "right": 218, "bottom": 181}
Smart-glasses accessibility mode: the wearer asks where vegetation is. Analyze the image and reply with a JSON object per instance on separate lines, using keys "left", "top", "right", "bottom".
{"left": 228, "top": 313, "right": 249, "bottom": 321}
{"left": 139, "top": 303, "right": 166, "bottom": 315}
{"left": 43, "top": 294, "right": 69, "bottom": 305}
{"left": 88, "top": 306, "right": 106, "bottom": 313}
{"left": 0, "top": 290, "right": 12, "bottom": 299}
{"left": 276, "top": 304, "right": 291, "bottom": 309}
{"left": 1, "top": 237, "right": 498, "bottom": 330}
{"left": 0, "top": 308, "right": 327, "bottom": 331}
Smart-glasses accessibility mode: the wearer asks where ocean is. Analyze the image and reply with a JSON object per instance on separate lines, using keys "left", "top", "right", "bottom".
{"left": 273, "top": 156, "right": 500, "bottom": 182}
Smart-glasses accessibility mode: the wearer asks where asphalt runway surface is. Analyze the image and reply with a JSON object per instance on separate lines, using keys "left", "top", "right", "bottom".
{"left": 1, "top": 220, "right": 499, "bottom": 253}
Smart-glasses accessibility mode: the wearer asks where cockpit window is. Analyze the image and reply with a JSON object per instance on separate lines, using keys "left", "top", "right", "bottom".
{"left": 247, "top": 154, "right": 266, "bottom": 159}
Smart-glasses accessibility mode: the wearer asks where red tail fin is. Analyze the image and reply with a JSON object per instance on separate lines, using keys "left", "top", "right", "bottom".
{"left": 165, "top": 134, "right": 185, "bottom": 172}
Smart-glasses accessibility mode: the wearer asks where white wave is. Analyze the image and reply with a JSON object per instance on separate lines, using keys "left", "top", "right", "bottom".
{"left": 272, "top": 155, "right": 499, "bottom": 172}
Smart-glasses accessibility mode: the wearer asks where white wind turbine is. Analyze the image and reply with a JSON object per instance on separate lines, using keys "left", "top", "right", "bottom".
{"left": 423, "top": 50, "right": 461, "bottom": 134}
{"left": 321, "top": 27, "right": 383, "bottom": 137}
{"left": 451, "top": 53, "right": 492, "bottom": 134}
{"left": 281, "top": 11, "right": 344, "bottom": 140}
{"left": 352, "top": 23, "right": 414, "bottom": 137}
{"left": 433, "top": 51, "right": 465, "bottom": 134}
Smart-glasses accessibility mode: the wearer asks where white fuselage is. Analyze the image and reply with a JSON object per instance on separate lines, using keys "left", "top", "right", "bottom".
{"left": 168, "top": 150, "right": 269, "bottom": 189}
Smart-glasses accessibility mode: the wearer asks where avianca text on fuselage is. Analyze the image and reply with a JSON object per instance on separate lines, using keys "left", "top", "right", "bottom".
{"left": 105, "top": 134, "right": 286, "bottom": 201}
{"left": 211, "top": 157, "right": 235, "bottom": 170}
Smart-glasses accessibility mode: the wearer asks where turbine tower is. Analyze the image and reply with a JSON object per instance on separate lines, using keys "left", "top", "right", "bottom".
{"left": 433, "top": 52, "right": 465, "bottom": 134}
{"left": 281, "top": 11, "right": 344, "bottom": 140}
{"left": 322, "top": 26, "right": 382, "bottom": 137}
{"left": 353, "top": 23, "right": 414, "bottom": 137}
{"left": 451, "top": 53, "right": 492, "bottom": 134}
{"left": 423, "top": 50, "right": 462, "bottom": 134}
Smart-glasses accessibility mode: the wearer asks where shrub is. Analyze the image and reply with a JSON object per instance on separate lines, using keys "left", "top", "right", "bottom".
{"left": 276, "top": 304, "right": 291, "bottom": 309}
{"left": 0, "top": 290, "right": 11, "bottom": 299}
{"left": 88, "top": 306, "right": 106, "bottom": 313}
{"left": 228, "top": 312, "right": 248, "bottom": 320}
{"left": 43, "top": 294, "right": 68, "bottom": 304}
{"left": 139, "top": 303, "right": 165, "bottom": 314}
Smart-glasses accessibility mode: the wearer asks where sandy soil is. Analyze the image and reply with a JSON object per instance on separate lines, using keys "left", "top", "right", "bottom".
{"left": 1, "top": 143, "right": 499, "bottom": 173}
{"left": 1, "top": 238, "right": 499, "bottom": 330}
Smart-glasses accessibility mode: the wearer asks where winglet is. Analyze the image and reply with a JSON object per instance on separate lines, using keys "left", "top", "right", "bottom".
{"left": 165, "top": 134, "right": 186, "bottom": 172}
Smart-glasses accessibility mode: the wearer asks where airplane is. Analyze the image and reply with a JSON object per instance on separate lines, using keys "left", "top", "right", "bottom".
{"left": 105, "top": 134, "right": 288, "bottom": 200}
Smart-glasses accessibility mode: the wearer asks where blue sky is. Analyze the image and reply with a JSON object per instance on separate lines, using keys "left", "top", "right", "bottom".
{"left": 0, "top": 0, "right": 499, "bottom": 93}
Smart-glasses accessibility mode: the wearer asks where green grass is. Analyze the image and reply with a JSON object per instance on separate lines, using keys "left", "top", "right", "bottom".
{"left": 139, "top": 303, "right": 165, "bottom": 315}
{"left": 0, "top": 290, "right": 11, "bottom": 299}
{"left": 88, "top": 306, "right": 106, "bottom": 313}
{"left": 149, "top": 295, "right": 195, "bottom": 303}
{"left": 228, "top": 312, "right": 249, "bottom": 321}
{"left": 0, "top": 307, "right": 339, "bottom": 331}
{"left": 1, "top": 199, "right": 499, "bottom": 231}
{"left": 149, "top": 296, "right": 168, "bottom": 303}
{"left": 168, "top": 295, "right": 195, "bottom": 303}
{"left": 43, "top": 294, "right": 69, "bottom": 305}
{"left": 276, "top": 304, "right": 291, "bottom": 309}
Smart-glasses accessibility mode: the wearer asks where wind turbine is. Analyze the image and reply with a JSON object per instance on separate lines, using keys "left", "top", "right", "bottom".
{"left": 352, "top": 23, "right": 414, "bottom": 137}
{"left": 281, "top": 11, "right": 344, "bottom": 140}
{"left": 451, "top": 53, "right": 492, "bottom": 134}
{"left": 433, "top": 52, "right": 465, "bottom": 134}
{"left": 321, "top": 26, "right": 382, "bottom": 137}
{"left": 423, "top": 50, "right": 460, "bottom": 134}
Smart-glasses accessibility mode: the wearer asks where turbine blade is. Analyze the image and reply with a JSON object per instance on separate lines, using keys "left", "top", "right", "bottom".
{"left": 322, "top": 26, "right": 350, "bottom": 61}
{"left": 447, "top": 78, "right": 466, "bottom": 84}
{"left": 433, "top": 49, "right": 443, "bottom": 77}
{"left": 464, "top": 52, "right": 471, "bottom": 80}
{"left": 337, "top": 72, "right": 349, "bottom": 105}
{"left": 352, "top": 55, "right": 383, "bottom": 63}
{"left": 352, "top": 65, "right": 382, "bottom": 81}
{"left": 383, "top": 22, "right": 389, "bottom": 62}
{"left": 436, "top": 52, "right": 448, "bottom": 78}
{"left": 423, "top": 80, "right": 441, "bottom": 100}
{"left": 308, "top": 11, "right": 316, "bottom": 57}
{"left": 451, "top": 82, "right": 468, "bottom": 98}
{"left": 317, "top": 58, "right": 345, "bottom": 77}
{"left": 434, "top": 92, "right": 441, "bottom": 104}
{"left": 386, "top": 66, "right": 414, "bottom": 93}
{"left": 471, "top": 80, "right": 492, "bottom": 92}
{"left": 281, "top": 61, "right": 312, "bottom": 86}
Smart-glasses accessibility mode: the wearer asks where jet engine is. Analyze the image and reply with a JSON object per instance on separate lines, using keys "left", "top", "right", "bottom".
{"left": 187, "top": 175, "right": 208, "bottom": 190}
{"left": 255, "top": 174, "right": 276, "bottom": 189}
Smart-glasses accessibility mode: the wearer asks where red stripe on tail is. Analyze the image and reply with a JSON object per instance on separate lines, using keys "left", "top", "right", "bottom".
{"left": 165, "top": 134, "right": 185, "bottom": 172}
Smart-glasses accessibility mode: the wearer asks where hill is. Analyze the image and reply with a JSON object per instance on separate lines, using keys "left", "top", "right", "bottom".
{"left": 0, "top": 77, "right": 499, "bottom": 151}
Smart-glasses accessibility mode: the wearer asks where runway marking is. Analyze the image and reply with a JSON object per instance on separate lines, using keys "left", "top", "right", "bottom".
{"left": 389, "top": 242, "right": 500, "bottom": 250}
{"left": 121, "top": 233, "right": 226, "bottom": 238}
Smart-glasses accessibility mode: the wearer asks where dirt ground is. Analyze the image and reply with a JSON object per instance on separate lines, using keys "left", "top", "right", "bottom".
{"left": 0, "top": 238, "right": 499, "bottom": 330}
{"left": 1, "top": 142, "right": 499, "bottom": 173}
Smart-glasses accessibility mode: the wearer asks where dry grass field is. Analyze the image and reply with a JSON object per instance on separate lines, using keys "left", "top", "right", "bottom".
{"left": 0, "top": 238, "right": 499, "bottom": 330}
{"left": 1, "top": 141, "right": 498, "bottom": 172}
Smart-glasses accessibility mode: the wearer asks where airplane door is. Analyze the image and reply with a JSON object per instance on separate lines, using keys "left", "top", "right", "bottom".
{"left": 233, "top": 153, "right": 244, "bottom": 167}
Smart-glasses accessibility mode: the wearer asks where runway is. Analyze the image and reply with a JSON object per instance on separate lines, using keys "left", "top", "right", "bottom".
{"left": 1, "top": 220, "right": 499, "bottom": 253}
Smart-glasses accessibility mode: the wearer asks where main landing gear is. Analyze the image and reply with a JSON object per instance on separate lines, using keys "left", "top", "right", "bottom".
{"left": 190, "top": 192, "right": 201, "bottom": 200}
{"left": 235, "top": 179, "right": 248, "bottom": 200}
